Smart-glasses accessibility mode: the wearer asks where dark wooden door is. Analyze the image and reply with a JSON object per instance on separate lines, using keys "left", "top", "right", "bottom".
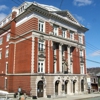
{"left": 55, "top": 81, "right": 59, "bottom": 95}
{"left": 37, "top": 81, "right": 43, "bottom": 97}
{"left": 65, "top": 81, "right": 68, "bottom": 94}
{"left": 73, "top": 81, "right": 75, "bottom": 93}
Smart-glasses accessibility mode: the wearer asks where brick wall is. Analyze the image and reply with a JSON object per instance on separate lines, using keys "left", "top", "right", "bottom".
{"left": 8, "top": 75, "right": 30, "bottom": 95}
{"left": 73, "top": 48, "right": 80, "bottom": 74}
{"left": 15, "top": 38, "right": 32, "bottom": 73}
{"left": 16, "top": 18, "right": 38, "bottom": 35}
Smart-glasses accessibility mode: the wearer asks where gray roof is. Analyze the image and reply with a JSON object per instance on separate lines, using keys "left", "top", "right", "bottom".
{"left": 96, "top": 72, "right": 100, "bottom": 76}
{"left": 33, "top": 2, "right": 61, "bottom": 11}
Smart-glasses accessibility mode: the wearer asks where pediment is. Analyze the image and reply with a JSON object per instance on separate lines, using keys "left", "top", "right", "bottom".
{"left": 55, "top": 11, "right": 80, "bottom": 25}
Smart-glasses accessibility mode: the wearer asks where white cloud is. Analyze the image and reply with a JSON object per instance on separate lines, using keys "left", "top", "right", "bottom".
{"left": 73, "top": 0, "right": 92, "bottom": 6}
{"left": 74, "top": 14, "right": 85, "bottom": 23}
{"left": 90, "top": 50, "right": 100, "bottom": 57}
{"left": 0, "top": 13, "right": 7, "bottom": 21}
{"left": 0, "top": 5, "right": 8, "bottom": 11}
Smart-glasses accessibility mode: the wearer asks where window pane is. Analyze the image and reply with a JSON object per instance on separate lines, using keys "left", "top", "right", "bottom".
{"left": 41, "top": 63, "right": 43, "bottom": 72}
{"left": 38, "top": 63, "right": 40, "bottom": 72}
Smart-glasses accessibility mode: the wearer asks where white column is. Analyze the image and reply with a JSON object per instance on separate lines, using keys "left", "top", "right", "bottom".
{"left": 67, "top": 45, "right": 71, "bottom": 73}
{"left": 31, "top": 36, "right": 34, "bottom": 73}
{"left": 59, "top": 43, "right": 62, "bottom": 73}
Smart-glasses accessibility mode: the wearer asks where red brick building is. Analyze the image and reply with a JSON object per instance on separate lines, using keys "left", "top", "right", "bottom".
{"left": 0, "top": 1, "right": 88, "bottom": 98}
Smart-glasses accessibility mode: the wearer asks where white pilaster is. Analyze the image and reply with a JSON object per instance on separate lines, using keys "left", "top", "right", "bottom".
{"left": 59, "top": 43, "right": 62, "bottom": 73}
{"left": 67, "top": 45, "right": 71, "bottom": 73}
{"left": 31, "top": 36, "right": 34, "bottom": 73}
{"left": 13, "top": 43, "right": 16, "bottom": 74}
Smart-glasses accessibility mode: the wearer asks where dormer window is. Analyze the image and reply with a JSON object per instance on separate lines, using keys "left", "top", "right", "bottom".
{"left": 53, "top": 26, "right": 58, "bottom": 36}
{"left": 19, "top": 6, "right": 24, "bottom": 13}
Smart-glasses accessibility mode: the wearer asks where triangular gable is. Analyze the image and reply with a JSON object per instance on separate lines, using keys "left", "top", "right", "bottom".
{"left": 55, "top": 10, "right": 80, "bottom": 25}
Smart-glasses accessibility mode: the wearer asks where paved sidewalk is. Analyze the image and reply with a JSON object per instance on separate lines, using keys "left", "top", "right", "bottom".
{"left": 24, "top": 93, "right": 100, "bottom": 100}
{"left": 2, "top": 93, "right": 100, "bottom": 100}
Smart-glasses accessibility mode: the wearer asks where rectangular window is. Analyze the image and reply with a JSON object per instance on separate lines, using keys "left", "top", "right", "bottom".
{"left": 39, "top": 21, "right": 44, "bottom": 32}
{"left": 79, "top": 36, "right": 83, "bottom": 44}
{"left": 80, "top": 50, "right": 83, "bottom": 57}
{"left": 5, "top": 49, "right": 9, "bottom": 58}
{"left": 62, "top": 29, "right": 66, "bottom": 38}
{"left": 80, "top": 64, "right": 84, "bottom": 74}
{"left": 38, "top": 61, "right": 44, "bottom": 73}
{"left": 6, "top": 34, "right": 10, "bottom": 42}
{"left": 53, "top": 26, "right": 58, "bottom": 36}
{"left": 5, "top": 62, "right": 8, "bottom": 74}
{"left": 38, "top": 41, "right": 44, "bottom": 51}
{"left": 54, "top": 62, "right": 56, "bottom": 73}
{"left": 70, "top": 32, "right": 74, "bottom": 40}
{"left": 0, "top": 51, "right": 2, "bottom": 59}
{"left": 0, "top": 37, "right": 3, "bottom": 45}
{"left": 5, "top": 77, "right": 7, "bottom": 89}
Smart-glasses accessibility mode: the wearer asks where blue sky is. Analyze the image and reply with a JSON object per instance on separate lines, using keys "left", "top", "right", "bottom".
{"left": 0, "top": 0, "right": 100, "bottom": 68}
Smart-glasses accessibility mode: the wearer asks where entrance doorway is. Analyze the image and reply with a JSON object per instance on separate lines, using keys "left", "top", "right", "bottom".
{"left": 55, "top": 80, "right": 59, "bottom": 95}
{"left": 73, "top": 80, "right": 76, "bottom": 93}
{"left": 65, "top": 80, "right": 68, "bottom": 94}
{"left": 81, "top": 80, "right": 84, "bottom": 92}
{"left": 37, "top": 81, "right": 43, "bottom": 97}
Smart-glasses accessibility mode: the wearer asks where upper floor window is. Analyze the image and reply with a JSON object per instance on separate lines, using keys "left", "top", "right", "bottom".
{"left": 5, "top": 62, "right": 8, "bottom": 74}
{"left": 5, "top": 49, "right": 9, "bottom": 58}
{"left": 0, "top": 37, "right": 3, "bottom": 45}
{"left": 70, "top": 32, "right": 74, "bottom": 40}
{"left": 53, "top": 26, "right": 58, "bottom": 36}
{"left": 39, "top": 20, "right": 44, "bottom": 32}
{"left": 79, "top": 35, "right": 83, "bottom": 44}
{"left": 80, "top": 50, "right": 83, "bottom": 57}
{"left": 6, "top": 34, "right": 10, "bottom": 42}
{"left": 38, "top": 60, "right": 44, "bottom": 73}
{"left": 0, "top": 51, "right": 2, "bottom": 59}
{"left": 38, "top": 41, "right": 44, "bottom": 51}
{"left": 80, "top": 64, "right": 84, "bottom": 74}
{"left": 62, "top": 29, "right": 66, "bottom": 38}
{"left": 19, "top": 6, "right": 24, "bottom": 13}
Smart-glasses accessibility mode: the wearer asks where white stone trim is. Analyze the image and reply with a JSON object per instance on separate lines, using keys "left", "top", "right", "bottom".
{"left": 6, "top": 45, "right": 9, "bottom": 48}
{"left": 0, "top": 48, "right": 2, "bottom": 50}
{"left": 0, "top": 29, "right": 11, "bottom": 37}
{"left": 48, "top": 40, "right": 50, "bottom": 73}
{"left": 31, "top": 35, "right": 34, "bottom": 73}
{"left": 13, "top": 43, "right": 16, "bottom": 74}
{"left": 59, "top": 44, "right": 62, "bottom": 73}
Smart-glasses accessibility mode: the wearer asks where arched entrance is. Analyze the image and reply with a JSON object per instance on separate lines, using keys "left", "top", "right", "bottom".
{"left": 73, "top": 80, "right": 76, "bottom": 93}
{"left": 81, "top": 80, "right": 84, "bottom": 92}
{"left": 37, "top": 81, "right": 43, "bottom": 97}
{"left": 65, "top": 80, "right": 68, "bottom": 94}
{"left": 55, "top": 80, "right": 59, "bottom": 95}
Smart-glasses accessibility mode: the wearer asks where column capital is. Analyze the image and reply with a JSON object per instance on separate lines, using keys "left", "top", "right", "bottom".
{"left": 67, "top": 45, "right": 71, "bottom": 47}
{"left": 59, "top": 42, "right": 63, "bottom": 46}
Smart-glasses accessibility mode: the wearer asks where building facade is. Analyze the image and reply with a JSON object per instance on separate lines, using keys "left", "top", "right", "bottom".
{"left": 0, "top": 1, "right": 88, "bottom": 98}
{"left": 87, "top": 73, "right": 98, "bottom": 93}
